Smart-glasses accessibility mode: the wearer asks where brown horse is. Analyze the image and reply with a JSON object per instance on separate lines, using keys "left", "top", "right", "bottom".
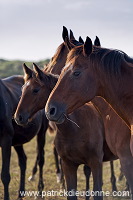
{"left": 14, "top": 63, "right": 118, "bottom": 200}
{"left": 45, "top": 36, "right": 133, "bottom": 149}
{"left": 43, "top": 26, "right": 127, "bottom": 190}
{"left": 0, "top": 75, "right": 48, "bottom": 200}
{"left": 45, "top": 27, "right": 119, "bottom": 191}
{"left": 45, "top": 35, "right": 133, "bottom": 196}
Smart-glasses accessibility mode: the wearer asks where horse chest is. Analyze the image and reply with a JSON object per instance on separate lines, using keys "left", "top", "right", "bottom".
{"left": 55, "top": 137, "right": 89, "bottom": 164}
{"left": 12, "top": 119, "right": 41, "bottom": 145}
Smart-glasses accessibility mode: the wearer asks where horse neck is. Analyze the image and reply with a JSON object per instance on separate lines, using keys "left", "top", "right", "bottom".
{"left": 56, "top": 117, "right": 81, "bottom": 141}
{"left": 92, "top": 97, "right": 110, "bottom": 118}
{"left": 98, "top": 63, "right": 133, "bottom": 127}
{"left": 48, "top": 74, "right": 58, "bottom": 91}
{"left": 46, "top": 45, "right": 68, "bottom": 75}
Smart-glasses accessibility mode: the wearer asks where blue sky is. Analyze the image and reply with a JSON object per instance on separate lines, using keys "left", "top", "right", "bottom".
{"left": 0, "top": 0, "right": 133, "bottom": 61}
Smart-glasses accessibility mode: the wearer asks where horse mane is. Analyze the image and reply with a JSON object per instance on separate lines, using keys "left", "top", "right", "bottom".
{"left": 124, "top": 54, "right": 133, "bottom": 64}
{"left": 36, "top": 68, "right": 59, "bottom": 87}
{"left": 93, "top": 48, "right": 133, "bottom": 76}
{"left": 45, "top": 43, "right": 66, "bottom": 73}
{"left": 45, "top": 39, "right": 82, "bottom": 73}
{"left": 66, "top": 45, "right": 83, "bottom": 64}
{"left": 67, "top": 45, "right": 133, "bottom": 76}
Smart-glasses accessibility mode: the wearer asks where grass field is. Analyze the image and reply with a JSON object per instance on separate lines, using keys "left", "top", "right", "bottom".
{"left": 0, "top": 131, "right": 130, "bottom": 200}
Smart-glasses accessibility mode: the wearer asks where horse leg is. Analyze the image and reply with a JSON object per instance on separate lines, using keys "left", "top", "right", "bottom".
{"left": 110, "top": 161, "right": 117, "bottom": 191}
{"left": 14, "top": 145, "right": 27, "bottom": 200}
{"left": 60, "top": 158, "right": 66, "bottom": 190}
{"left": 28, "top": 157, "right": 38, "bottom": 181}
{"left": 83, "top": 165, "right": 91, "bottom": 200}
{"left": 91, "top": 161, "right": 103, "bottom": 200}
{"left": 119, "top": 154, "right": 133, "bottom": 199}
{"left": 1, "top": 135, "right": 12, "bottom": 200}
{"left": 118, "top": 162, "right": 129, "bottom": 191}
{"left": 62, "top": 160, "right": 78, "bottom": 200}
{"left": 118, "top": 166, "right": 124, "bottom": 181}
{"left": 36, "top": 127, "right": 47, "bottom": 196}
{"left": 125, "top": 180, "right": 130, "bottom": 191}
{"left": 53, "top": 146, "right": 62, "bottom": 183}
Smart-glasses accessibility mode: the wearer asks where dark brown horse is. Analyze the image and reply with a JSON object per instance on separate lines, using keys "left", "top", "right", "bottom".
{"left": 14, "top": 63, "right": 118, "bottom": 200}
{"left": 45, "top": 35, "right": 133, "bottom": 197}
{"left": 44, "top": 26, "right": 127, "bottom": 191}
{"left": 0, "top": 75, "right": 48, "bottom": 200}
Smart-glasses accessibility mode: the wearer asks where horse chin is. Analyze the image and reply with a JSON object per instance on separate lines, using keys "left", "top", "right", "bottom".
{"left": 28, "top": 112, "right": 37, "bottom": 123}
{"left": 17, "top": 117, "right": 33, "bottom": 127}
{"left": 28, "top": 117, "right": 33, "bottom": 123}
{"left": 15, "top": 120, "right": 29, "bottom": 127}
{"left": 55, "top": 114, "right": 65, "bottom": 124}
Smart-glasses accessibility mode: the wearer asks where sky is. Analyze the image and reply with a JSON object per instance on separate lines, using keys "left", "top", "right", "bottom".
{"left": 0, "top": 0, "right": 133, "bottom": 61}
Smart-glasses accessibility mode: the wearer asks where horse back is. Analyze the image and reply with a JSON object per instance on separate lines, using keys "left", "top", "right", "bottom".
{"left": 0, "top": 75, "right": 24, "bottom": 119}
{"left": 3, "top": 75, "right": 24, "bottom": 93}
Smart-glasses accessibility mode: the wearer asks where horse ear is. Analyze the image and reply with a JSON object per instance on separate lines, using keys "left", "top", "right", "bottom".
{"left": 94, "top": 36, "right": 101, "bottom": 47}
{"left": 70, "top": 29, "right": 75, "bottom": 40}
{"left": 33, "top": 63, "right": 48, "bottom": 85}
{"left": 64, "top": 36, "right": 76, "bottom": 51}
{"left": 33, "top": 63, "right": 45, "bottom": 81}
{"left": 62, "top": 26, "right": 69, "bottom": 42}
{"left": 83, "top": 37, "right": 92, "bottom": 57}
{"left": 79, "top": 36, "right": 84, "bottom": 44}
{"left": 23, "top": 63, "right": 33, "bottom": 81}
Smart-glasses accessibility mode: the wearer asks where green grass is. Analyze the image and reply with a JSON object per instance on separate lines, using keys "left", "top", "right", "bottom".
{"left": 0, "top": 131, "right": 130, "bottom": 200}
{"left": 0, "top": 58, "right": 50, "bottom": 78}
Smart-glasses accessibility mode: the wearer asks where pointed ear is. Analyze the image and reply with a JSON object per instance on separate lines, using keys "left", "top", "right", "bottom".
{"left": 23, "top": 63, "right": 33, "bottom": 81}
{"left": 79, "top": 36, "right": 84, "bottom": 44}
{"left": 33, "top": 63, "right": 48, "bottom": 83}
{"left": 94, "top": 36, "right": 101, "bottom": 47}
{"left": 83, "top": 37, "right": 92, "bottom": 57}
{"left": 70, "top": 29, "right": 75, "bottom": 40}
{"left": 64, "top": 36, "right": 75, "bottom": 51}
{"left": 62, "top": 26, "right": 69, "bottom": 42}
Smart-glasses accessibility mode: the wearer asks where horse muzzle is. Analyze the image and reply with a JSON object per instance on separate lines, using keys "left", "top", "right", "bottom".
{"left": 14, "top": 112, "right": 29, "bottom": 126}
{"left": 45, "top": 102, "right": 66, "bottom": 124}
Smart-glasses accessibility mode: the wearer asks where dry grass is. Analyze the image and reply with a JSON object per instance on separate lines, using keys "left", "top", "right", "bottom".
{"left": 0, "top": 132, "right": 130, "bottom": 200}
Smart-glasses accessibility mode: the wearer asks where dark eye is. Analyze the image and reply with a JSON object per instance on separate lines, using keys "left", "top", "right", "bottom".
{"left": 32, "top": 88, "right": 40, "bottom": 94}
{"left": 73, "top": 71, "right": 81, "bottom": 77}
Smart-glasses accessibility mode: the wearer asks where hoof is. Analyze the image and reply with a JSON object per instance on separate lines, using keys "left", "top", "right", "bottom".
{"left": 28, "top": 175, "right": 35, "bottom": 181}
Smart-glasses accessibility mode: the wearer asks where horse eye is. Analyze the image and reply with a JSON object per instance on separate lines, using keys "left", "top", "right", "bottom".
{"left": 73, "top": 71, "right": 81, "bottom": 77}
{"left": 32, "top": 88, "right": 40, "bottom": 94}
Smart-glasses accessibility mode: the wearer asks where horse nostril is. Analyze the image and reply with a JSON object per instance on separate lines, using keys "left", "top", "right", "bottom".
{"left": 19, "top": 114, "right": 23, "bottom": 122}
{"left": 50, "top": 107, "right": 56, "bottom": 116}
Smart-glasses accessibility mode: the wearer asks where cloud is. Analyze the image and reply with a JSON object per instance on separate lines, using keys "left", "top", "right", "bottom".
{"left": 64, "top": 0, "right": 91, "bottom": 10}
{"left": 0, "top": 0, "right": 133, "bottom": 60}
